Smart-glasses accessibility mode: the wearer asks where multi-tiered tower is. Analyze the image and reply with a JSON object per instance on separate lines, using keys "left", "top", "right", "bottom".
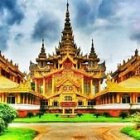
{"left": 30, "top": 2, "right": 106, "bottom": 114}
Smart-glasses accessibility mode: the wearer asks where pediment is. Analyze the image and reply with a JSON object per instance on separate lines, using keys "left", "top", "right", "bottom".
{"left": 59, "top": 54, "right": 77, "bottom": 65}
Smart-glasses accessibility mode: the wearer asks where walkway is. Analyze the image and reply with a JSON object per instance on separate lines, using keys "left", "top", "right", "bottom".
{"left": 10, "top": 123, "right": 134, "bottom": 140}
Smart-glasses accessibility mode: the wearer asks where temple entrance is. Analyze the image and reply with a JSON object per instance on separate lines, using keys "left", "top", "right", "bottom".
{"left": 62, "top": 107, "right": 75, "bottom": 115}
{"left": 65, "top": 109, "right": 72, "bottom": 114}
{"left": 60, "top": 102, "right": 77, "bottom": 117}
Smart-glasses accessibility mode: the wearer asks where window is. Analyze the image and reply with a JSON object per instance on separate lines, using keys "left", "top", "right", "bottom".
{"left": 65, "top": 96, "right": 72, "bottom": 101}
{"left": 7, "top": 94, "right": 15, "bottom": 104}
{"left": 88, "top": 100, "right": 94, "bottom": 106}
{"left": 40, "top": 85, "right": 43, "bottom": 94}
{"left": 31, "top": 82, "right": 35, "bottom": 91}
{"left": 122, "top": 95, "right": 130, "bottom": 103}
{"left": 137, "top": 97, "right": 140, "bottom": 103}
{"left": 40, "top": 99, "right": 48, "bottom": 109}
{"left": 95, "top": 81, "right": 99, "bottom": 94}
{"left": 78, "top": 101, "right": 83, "bottom": 106}
{"left": 53, "top": 101, "right": 59, "bottom": 106}
{"left": 84, "top": 79, "right": 90, "bottom": 95}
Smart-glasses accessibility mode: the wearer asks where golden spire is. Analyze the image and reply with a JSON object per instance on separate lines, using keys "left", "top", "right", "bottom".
{"left": 61, "top": 1, "right": 73, "bottom": 42}
{"left": 36, "top": 39, "right": 47, "bottom": 66}
{"left": 58, "top": 1, "right": 78, "bottom": 56}
{"left": 89, "top": 39, "right": 99, "bottom": 62}
{"left": 67, "top": 0, "right": 69, "bottom": 11}
{"left": 41, "top": 38, "right": 45, "bottom": 54}
{"left": 135, "top": 49, "right": 138, "bottom": 56}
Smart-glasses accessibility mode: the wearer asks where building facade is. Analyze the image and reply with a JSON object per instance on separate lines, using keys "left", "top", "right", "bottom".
{"left": 0, "top": 51, "right": 40, "bottom": 117}
{"left": 29, "top": 3, "right": 106, "bottom": 115}
{"left": 1, "top": 2, "right": 140, "bottom": 117}
{"left": 93, "top": 50, "right": 140, "bottom": 116}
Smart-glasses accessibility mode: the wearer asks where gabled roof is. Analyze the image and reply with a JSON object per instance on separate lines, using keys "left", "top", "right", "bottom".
{"left": 119, "top": 77, "right": 140, "bottom": 88}
{"left": 0, "top": 76, "right": 19, "bottom": 89}
{"left": 59, "top": 54, "right": 77, "bottom": 64}
{"left": 46, "top": 92, "right": 89, "bottom": 99}
{"left": 0, "top": 76, "right": 40, "bottom": 97}
{"left": 56, "top": 79, "right": 80, "bottom": 88}
{"left": 94, "top": 76, "right": 140, "bottom": 98}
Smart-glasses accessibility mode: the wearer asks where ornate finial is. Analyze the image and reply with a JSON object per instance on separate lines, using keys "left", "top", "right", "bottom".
{"left": 89, "top": 38, "right": 100, "bottom": 62}
{"left": 67, "top": 0, "right": 69, "bottom": 11}
{"left": 40, "top": 38, "right": 45, "bottom": 54}
{"left": 92, "top": 38, "right": 94, "bottom": 48}
{"left": 42, "top": 38, "right": 44, "bottom": 47}
{"left": 91, "top": 38, "right": 95, "bottom": 53}
{"left": 135, "top": 49, "right": 138, "bottom": 56}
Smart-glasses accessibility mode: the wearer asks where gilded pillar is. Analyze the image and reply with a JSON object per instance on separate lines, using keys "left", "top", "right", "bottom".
{"left": 1, "top": 93, "right": 4, "bottom": 102}
{"left": 112, "top": 94, "right": 114, "bottom": 103}
{"left": 52, "top": 76, "right": 54, "bottom": 95}
{"left": 104, "top": 97, "right": 106, "bottom": 104}
{"left": 98, "top": 80, "right": 101, "bottom": 92}
{"left": 43, "top": 78, "right": 46, "bottom": 95}
{"left": 132, "top": 93, "right": 136, "bottom": 104}
{"left": 90, "top": 79, "right": 93, "bottom": 95}
{"left": 35, "top": 79, "right": 38, "bottom": 93}
{"left": 2, "top": 94, "right": 5, "bottom": 103}
{"left": 17, "top": 93, "right": 21, "bottom": 104}
{"left": 62, "top": 108, "right": 65, "bottom": 115}
{"left": 72, "top": 108, "right": 75, "bottom": 115}
{"left": 136, "top": 94, "right": 138, "bottom": 103}
{"left": 0, "top": 68, "right": 1, "bottom": 75}
{"left": 82, "top": 77, "right": 84, "bottom": 95}
{"left": 116, "top": 94, "right": 120, "bottom": 103}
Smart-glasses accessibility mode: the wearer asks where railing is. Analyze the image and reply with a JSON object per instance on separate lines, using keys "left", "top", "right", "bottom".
{"left": 47, "top": 106, "right": 94, "bottom": 109}
{"left": 9, "top": 104, "right": 40, "bottom": 110}
{"left": 94, "top": 103, "right": 140, "bottom": 110}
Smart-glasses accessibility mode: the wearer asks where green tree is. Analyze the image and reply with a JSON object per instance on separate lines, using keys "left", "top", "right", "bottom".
{"left": 0, "top": 118, "right": 5, "bottom": 134}
{"left": 131, "top": 112, "right": 140, "bottom": 129}
{"left": 0, "top": 103, "right": 17, "bottom": 128}
{"left": 119, "top": 112, "right": 128, "bottom": 119}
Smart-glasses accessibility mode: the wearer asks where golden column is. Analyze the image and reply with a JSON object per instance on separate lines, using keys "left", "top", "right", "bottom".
{"left": 132, "top": 93, "right": 136, "bottom": 104}
{"left": 17, "top": 93, "right": 21, "bottom": 104}
{"left": 0, "top": 68, "right": 1, "bottom": 75}
{"left": 2, "top": 94, "right": 5, "bottom": 102}
{"left": 116, "top": 94, "right": 120, "bottom": 103}
{"left": 43, "top": 78, "right": 46, "bottom": 95}
{"left": 112, "top": 94, "right": 115, "bottom": 103}
{"left": 136, "top": 94, "right": 138, "bottom": 103}
{"left": 82, "top": 77, "right": 84, "bottom": 95}
{"left": 52, "top": 76, "right": 54, "bottom": 95}
{"left": 90, "top": 79, "right": 93, "bottom": 95}
{"left": 35, "top": 79, "right": 38, "bottom": 93}
{"left": 98, "top": 80, "right": 101, "bottom": 92}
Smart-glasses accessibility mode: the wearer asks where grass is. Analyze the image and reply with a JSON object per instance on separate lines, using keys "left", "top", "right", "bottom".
{"left": 121, "top": 126, "right": 140, "bottom": 140}
{"left": 0, "top": 127, "right": 37, "bottom": 140}
{"left": 14, "top": 113, "right": 133, "bottom": 123}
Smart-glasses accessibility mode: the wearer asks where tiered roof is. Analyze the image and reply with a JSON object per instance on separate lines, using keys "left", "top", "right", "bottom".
{"left": 30, "top": 2, "right": 106, "bottom": 80}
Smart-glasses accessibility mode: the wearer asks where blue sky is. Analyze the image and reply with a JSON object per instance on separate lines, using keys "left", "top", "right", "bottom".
{"left": 0, "top": 0, "right": 140, "bottom": 72}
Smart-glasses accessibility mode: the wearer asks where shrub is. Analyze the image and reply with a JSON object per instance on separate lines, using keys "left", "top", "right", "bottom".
{"left": 0, "top": 118, "right": 5, "bottom": 135}
{"left": 39, "top": 108, "right": 46, "bottom": 115}
{"left": 36, "top": 112, "right": 44, "bottom": 118}
{"left": 94, "top": 113, "right": 100, "bottom": 118}
{"left": 121, "top": 126, "right": 140, "bottom": 140}
{"left": 55, "top": 114, "right": 59, "bottom": 117}
{"left": 119, "top": 112, "right": 128, "bottom": 119}
{"left": 77, "top": 113, "right": 83, "bottom": 117}
{"left": 27, "top": 112, "right": 34, "bottom": 118}
{"left": 0, "top": 103, "right": 17, "bottom": 128}
{"left": 130, "top": 110, "right": 137, "bottom": 115}
{"left": 103, "top": 112, "right": 110, "bottom": 117}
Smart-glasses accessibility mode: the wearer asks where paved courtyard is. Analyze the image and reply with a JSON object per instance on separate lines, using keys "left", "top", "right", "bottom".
{"left": 10, "top": 123, "right": 134, "bottom": 140}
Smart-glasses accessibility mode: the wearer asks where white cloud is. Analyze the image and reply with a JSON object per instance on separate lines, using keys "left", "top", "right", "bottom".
{"left": 0, "top": 0, "right": 140, "bottom": 73}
